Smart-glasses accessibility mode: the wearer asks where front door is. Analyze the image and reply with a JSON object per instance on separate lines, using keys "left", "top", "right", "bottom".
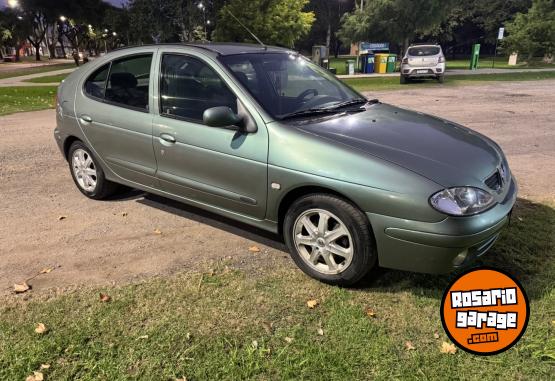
{"left": 152, "top": 51, "right": 268, "bottom": 220}
{"left": 74, "top": 51, "right": 157, "bottom": 187}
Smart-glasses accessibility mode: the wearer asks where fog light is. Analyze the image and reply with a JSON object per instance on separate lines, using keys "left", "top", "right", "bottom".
{"left": 453, "top": 250, "right": 468, "bottom": 266}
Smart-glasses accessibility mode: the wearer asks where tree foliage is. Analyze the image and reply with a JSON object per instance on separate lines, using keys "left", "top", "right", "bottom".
{"left": 503, "top": 0, "right": 555, "bottom": 58}
{"left": 337, "top": 0, "right": 455, "bottom": 52}
{"left": 212, "top": 0, "right": 315, "bottom": 47}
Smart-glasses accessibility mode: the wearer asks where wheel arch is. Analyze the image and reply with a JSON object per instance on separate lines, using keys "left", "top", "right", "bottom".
{"left": 276, "top": 185, "right": 369, "bottom": 236}
{"left": 63, "top": 135, "right": 82, "bottom": 160}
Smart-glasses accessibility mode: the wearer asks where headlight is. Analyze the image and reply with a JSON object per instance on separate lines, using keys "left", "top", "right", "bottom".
{"left": 429, "top": 187, "right": 495, "bottom": 216}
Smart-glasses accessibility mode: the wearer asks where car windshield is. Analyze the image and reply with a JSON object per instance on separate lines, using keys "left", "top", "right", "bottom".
{"left": 408, "top": 46, "right": 441, "bottom": 56}
{"left": 219, "top": 53, "right": 365, "bottom": 119}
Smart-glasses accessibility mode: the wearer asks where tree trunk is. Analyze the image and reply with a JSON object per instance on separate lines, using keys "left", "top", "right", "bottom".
{"left": 15, "top": 42, "right": 21, "bottom": 62}
{"left": 35, "top": 45, "right": 41, "bottom": 61}
{"left": 326, "top": 23, "right": 331, "bottom": 50}
{"left": 59, "top": 36, "right": 66, "bottom": 58}
{"left": 403, "top": 37, "right": 409, "bottom": 54}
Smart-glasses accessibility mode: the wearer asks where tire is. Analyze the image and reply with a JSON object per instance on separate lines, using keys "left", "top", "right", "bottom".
{"left": 400, "top": 75, "right": 407, "bottom": 84}
{"left": 283, "top": 194, "right": 377, "bottom": 286}
{"left": 438, "top": 75, "right": 444, "bottom": 83}
{"left": 68, "top": 141, "right": 119, "bottom": 200}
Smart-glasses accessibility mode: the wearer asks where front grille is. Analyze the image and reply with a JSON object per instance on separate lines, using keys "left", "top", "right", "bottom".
{"left": 485, "top": 171, "right": 502, "bottom": 190}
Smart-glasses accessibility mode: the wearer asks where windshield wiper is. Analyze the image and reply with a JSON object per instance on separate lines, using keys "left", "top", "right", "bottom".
{"left": 280, "top": 107, "right": 343, "bottom": 120}
{"left": 325, "top": 98, "right": 379, "bottom": 111}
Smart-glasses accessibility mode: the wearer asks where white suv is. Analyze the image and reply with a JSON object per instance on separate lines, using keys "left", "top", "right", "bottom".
{"left": 400, "top": 44, "right": 445, "bottom": 84}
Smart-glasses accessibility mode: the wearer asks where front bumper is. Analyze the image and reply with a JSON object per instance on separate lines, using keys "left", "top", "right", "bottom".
{"left": 367, "top": 178, "right": 517, "bottom": 273}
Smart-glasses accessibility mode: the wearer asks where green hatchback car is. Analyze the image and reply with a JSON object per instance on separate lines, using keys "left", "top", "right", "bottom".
{"left": 54, "top": 43, "right": 517, "bottom": 285}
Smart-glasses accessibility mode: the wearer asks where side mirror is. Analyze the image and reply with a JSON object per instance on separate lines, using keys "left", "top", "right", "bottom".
{"left": 203, "top": 106, "right": 243, "bottom": 128}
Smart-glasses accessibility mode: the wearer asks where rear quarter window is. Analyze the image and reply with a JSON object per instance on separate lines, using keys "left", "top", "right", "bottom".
{"left": 84, "top": 63, "right": 110, "bottom": 99}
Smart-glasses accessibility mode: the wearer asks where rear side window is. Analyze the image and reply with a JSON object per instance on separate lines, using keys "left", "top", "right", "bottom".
{"left": 408, "top": 46, "right": 441, "bottom": 56}
{"left": 84, "top": 63, "right": 110, "bottom": 99}
{"left": 160, "top": 54, "right": 237, "bottom": 122}
{"left": 105, "top": 54, "right": 152, "bottom": 110}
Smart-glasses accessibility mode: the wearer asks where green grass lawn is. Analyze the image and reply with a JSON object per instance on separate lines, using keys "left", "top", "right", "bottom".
{"left": 329, "top": 56, "right": 554, "bottom": 74}
{"left": 344, "top": 70, "right": 555, "bottom": 92}
{"left": 0, "top": 199, "right": 554, "bottom": 380}
{"left": 0, "top": 63, "right": 74, "bottom": 80}
{"left": 447, "top": 57, "right": 555, "bottom": 70}
{"left": 0, "top": 86, "right": 57, "bottom": 116}
{"left": 24, "top": 73, "right": 70, "bottom": 83}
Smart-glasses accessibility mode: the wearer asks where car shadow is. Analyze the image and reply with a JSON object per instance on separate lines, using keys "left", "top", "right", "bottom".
{"left": 357, "top": 198, "right": 555, "bottom": 301}
{"left": 109, "top": 190, "right": 553, "bottom": 300}
{"left": 136, "top": 193, "right": 287, "bottom": 252}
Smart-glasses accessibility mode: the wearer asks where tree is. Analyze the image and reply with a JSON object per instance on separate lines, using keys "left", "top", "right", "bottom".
{"left": 503, "top": 0, "right": 555, "bottom": 60}
{"left": 337, "top": 0, "right": 455, "bottom": 53}
{"left": 212, "top": 0, "right": 315, "bottom": 48}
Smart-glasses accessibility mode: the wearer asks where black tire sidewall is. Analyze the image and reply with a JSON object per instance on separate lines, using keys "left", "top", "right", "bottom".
{"left": 283, "top": 194, "right": 376, "bottom": 286}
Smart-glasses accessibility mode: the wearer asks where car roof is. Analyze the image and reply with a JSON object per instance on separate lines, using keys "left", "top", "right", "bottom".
{"left": 113, "top": 42, "right": 294, "bottom": 56}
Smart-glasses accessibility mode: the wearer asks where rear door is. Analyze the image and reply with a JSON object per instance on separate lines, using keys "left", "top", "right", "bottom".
{"left": 74, "top": 49, "right": 158, "bottom": 187}
{"left": 151, "top": 48, "right": 269, "bottom": 219}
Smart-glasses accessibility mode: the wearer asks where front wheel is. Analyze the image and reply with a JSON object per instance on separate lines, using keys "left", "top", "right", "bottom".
{"left": 437, "top": 75, "right": 444, "bottom": 83}
{"left": 283, "top": 194, "right": 377, "bottom": 286}
{"left": 400, "top": 75, "right": 408, "bottom": 84}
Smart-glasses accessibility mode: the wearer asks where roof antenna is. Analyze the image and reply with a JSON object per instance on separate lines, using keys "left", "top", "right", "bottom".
{"left": 226, "top": 9, "right": 267, "bottom": 49}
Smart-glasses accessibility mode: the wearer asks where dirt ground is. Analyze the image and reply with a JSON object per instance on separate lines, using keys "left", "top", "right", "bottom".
{"left": 1, "top": 80, "right": 554, "bottom": 293}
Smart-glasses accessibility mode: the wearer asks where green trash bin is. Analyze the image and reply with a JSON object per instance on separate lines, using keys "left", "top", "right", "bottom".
{"left": 386, "top": 54, "right": 397, "bottom": 73}
{"left": 345, "top": 59, "right": 356, "bottom": 75}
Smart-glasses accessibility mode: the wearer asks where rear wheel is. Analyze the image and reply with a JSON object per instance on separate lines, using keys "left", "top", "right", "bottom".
{"left": 283, "top": 194, "right": 377, "bottom": 286}
{"left": 68, "top": 141, "right": 119, "bottom": 199}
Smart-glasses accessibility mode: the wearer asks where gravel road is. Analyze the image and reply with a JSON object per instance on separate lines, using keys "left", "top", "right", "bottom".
{"left": 1, "top": 80, "right": 554, "bottom": 293}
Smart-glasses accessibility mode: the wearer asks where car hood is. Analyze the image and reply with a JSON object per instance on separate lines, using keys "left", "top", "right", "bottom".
{"left": 292, "top": 103, "right": 502, "bottom": 188}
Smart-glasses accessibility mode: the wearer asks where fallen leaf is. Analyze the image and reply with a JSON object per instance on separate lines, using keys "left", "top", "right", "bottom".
{"left": 35, "top": 323, "right": 48, "bottom": 334}
{"left": 186, "top": 332, "right": 192, "bottom": 341}
{"left": 14, "top": 282, "right": 30, "bottom": 293}
{"left": 251, "top": 340, "right": 258, "bottom": 349}
{"left": 175, "top": 377, "right": 187, "bottom": 381}
{"left": 121, "top": 212, "right": 128, "bottom": 217}
{"left": 317, "top": 327, "right": 324, "bottom": 336}
{"left": 307, "top": 299, "right": 319, "bottom": 309}
{"left": 551, "top": 320, "right": 555, "bottom": 327}
{"left": 26, "top": 372, "right": 44, "bottom": 381}
{"left": 40, "top": 267, "right": 53, "bottom": 274}
{"left": 284, "top": 337, "right": 293, "bottom": 343}
{"left": 138, "top": 335, "right": 149, "bottom": 340}
{"left": 248, "top": 246, "right": 260, "bottom": 253}
{"left": 405, "top": 341, "right": 416, "bottom": 351}
{"left": 58, "top": 215, "right": 67, "bottom": 221}
{"left": 99, "top": 293, "right": 111, "bottom": 302}
{"left": 440, "top": 341, "right": 457, "bottom": 354}
{"left": 365, "top": 308, "right": 376, "bottom": 318}
{"left": 433, "top": 332, "right": 440, "bottom": 339}
{"left": 40, "top": 364, "right": 50, "bottom": 370}
{"left": 262, "top": 321, "right": 273, "bottom": 335}
{"left": 153, "top": 228, "right": 162, "bottom": 235}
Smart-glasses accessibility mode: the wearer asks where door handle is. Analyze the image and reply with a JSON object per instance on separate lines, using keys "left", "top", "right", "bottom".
{"left": 80, "top": 115, "right": 93, "bottom": 123}
{"left": 159, "top": 133, "right": 176, "bottom": 143}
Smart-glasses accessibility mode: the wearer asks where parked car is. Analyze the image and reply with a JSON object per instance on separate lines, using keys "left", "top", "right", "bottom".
{"left": 400, "top": 44, "right": 446, "bottom": 84}
{"left": 54, "top": 43, "right": 516, "bottom": 285}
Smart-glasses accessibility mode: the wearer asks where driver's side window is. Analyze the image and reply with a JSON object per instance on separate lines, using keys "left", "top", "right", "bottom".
{"left": 160, "top": 54, "right": 237, "bottom": 122}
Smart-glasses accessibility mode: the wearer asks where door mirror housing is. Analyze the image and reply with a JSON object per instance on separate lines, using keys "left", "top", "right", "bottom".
{"left": 203, "top": 106, "right": 243, "bottom": 128}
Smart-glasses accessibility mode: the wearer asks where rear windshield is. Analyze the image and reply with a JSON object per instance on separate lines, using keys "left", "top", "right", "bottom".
{"left": 408, "top": 46, "right": 440, "bottom": 56}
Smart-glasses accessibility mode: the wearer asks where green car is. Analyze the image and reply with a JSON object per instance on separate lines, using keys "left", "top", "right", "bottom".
{"left": 54, "top": 43, "right": 516, "bottom": 285}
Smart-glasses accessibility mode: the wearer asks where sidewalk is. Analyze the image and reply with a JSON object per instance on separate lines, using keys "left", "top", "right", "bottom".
{"left": 0, "top": 68, "right": 76, "bottom": 87}
{"left": 337, "top": 67, "right": 555, "bottom": 79}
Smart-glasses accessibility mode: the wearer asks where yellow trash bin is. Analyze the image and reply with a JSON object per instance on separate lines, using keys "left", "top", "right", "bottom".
{"left": 374, "top": 53, "right": 388, "bottom": 74}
